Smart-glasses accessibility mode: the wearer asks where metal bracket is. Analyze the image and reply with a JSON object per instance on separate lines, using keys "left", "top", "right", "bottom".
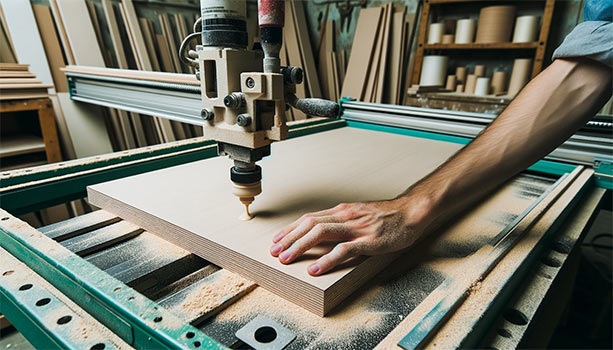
{"left": 235, "top": 315, "right": 296, "bottom": 350}
{"left": 594, "top": 156, "right": 613, "bottom": 176}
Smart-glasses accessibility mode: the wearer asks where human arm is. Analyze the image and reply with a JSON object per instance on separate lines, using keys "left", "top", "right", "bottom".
{"left": 270, "top": 58, "right": 612, "bottom": 276}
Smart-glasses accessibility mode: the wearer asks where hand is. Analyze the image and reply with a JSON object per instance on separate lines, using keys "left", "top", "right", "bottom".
{"left": 269, "top": 197, "right": 432, "bottom": 276}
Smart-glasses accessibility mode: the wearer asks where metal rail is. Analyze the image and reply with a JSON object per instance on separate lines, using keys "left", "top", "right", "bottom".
{"left": 65, "top": 68, "right": 611, "bottom": 173}
{"left": 341, "top": 101, "right": 613, "bottom": 168}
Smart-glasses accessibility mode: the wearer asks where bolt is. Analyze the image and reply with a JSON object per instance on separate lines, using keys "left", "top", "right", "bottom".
{"left": 200, "top": 108, "right": 214, "bottom": 120}
{"left": 224, "top": 93, "right": 245, "bottom": 109}
{"left": 236, "top": 114, "right": 252, "bottom": 127}
{"left": 245, "top": 77, "right": 255, "bottom": 89}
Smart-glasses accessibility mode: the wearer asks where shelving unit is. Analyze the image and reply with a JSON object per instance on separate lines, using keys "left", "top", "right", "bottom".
{"left": 411, "top": 0, "right": 556, "bottom": 85}
{"left": 0, "top": 98, "right": 62, "bottom": 169}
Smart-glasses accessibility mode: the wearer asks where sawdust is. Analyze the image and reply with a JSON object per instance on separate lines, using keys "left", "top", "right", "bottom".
{"left": 217, "top": 284, "right": 391, "bottom": 346}
{"left": 181, "top": 270, "right": 255, "bottom": 317}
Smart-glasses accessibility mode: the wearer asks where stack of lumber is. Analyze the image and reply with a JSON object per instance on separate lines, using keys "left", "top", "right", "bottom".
{"left": 281, "top": 0, "right": 322, "bottom": 121}
{"left": 341, "top": 4, "right": 415, "bottom": 105}
{"left": 0, "top": 64, "right": 51, "bottom": 100}
{"left": 1, "top": 0, "right": 202, "bottom": 159}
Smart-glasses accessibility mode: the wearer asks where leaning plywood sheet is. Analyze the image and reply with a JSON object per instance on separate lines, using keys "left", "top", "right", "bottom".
{"left": 290, "top": 0, "right": 322, "bottom": 98}
{"left": 55, "top": 0, "right": 105, "bottom": 67}
{"left": 57, "top": 92, "right": 113, "bottom": 158}
{"left": 88, "top": 127, "right": 463, "bottom": 316}
{"left": 32, "top": 5, "right": 68, "bottom": 93}
{"left": 0, "top": 0, "right": 54, "bottom": 91}
{"left": 120, "top": 0, "right": 152, "bottom": 71}
{"left": 0, "top": 8, "right": 17, "bottom": 63}
{"left": 101, "top": 0, "right": 144, "bottom": 148}
{"left": 341, "top": 7, "right": 382, "bottom": 100}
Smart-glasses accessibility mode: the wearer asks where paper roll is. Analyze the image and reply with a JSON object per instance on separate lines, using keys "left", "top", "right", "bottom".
{"left": 508, "top": 58, "right": 533, "bottom": 95}
{"left": 491, "top": 71, "right": 507, "bottom": 94}
{"left": 512, "top": 15, "right": 539, "bottom": 43}
{"left": 456, "top": 84, "right": 464, "bottom": 93}
{"left": 475, "top": 5, "right": 516, "bottom": 43}
{"left": 427, "top": 23, "right": 445, "bottom": 44}
{"left": 474, "top": 77, "right": 490, "bottom": 96}
{"left": 464, "top": 74, "right": 477, "bottom": 94}
{"left": 420, "top": 55, "right": 448, "bottom": 86}
{"left": 442, "top": 34, "right": 455, "bottom": 44}
{"left": 445, "top": 75, "right": 457, "bottom": 90}
{"left": 455, "top": 19, "right": 476, "bottom": 44}
{"left": 474, "top": 65, "right": 485, "bottom": 77}
{"left": 455, "top": 66, "right": 467, "bottom": 83}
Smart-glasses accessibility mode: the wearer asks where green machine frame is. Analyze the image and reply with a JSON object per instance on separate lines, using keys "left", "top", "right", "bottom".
{"left": 0, "top": 116, "right": 609, "bottom": 349}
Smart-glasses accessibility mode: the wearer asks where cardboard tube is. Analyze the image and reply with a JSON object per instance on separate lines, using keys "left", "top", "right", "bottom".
{"left": 445, "top": 75, "right": 457, "bottom": 90}
{"left": 474, "top": 77, "right": 490, "bottom": 95}
{"left": 512, "top": 15, "right": 539, "bottom": 43}
{"left": 491, "top": 71, "right": 507, "bottom": 94}
{"left": 455, "top": 19, "right": 476, "bottom": 44}
{"left": 442, "top": 34, "right": 455, "bottom": 44}
{"left": 419, "top": 55, "right": 448, "bottom": 86}
{"left": 475, "top": 5, "right": 516, "bottom": 43}
{"left": 474, "top": 65, "right": 485, "bottom": 77}
{"left": 464, "top": 74, "right": 477, "bottom": 94}
{"left": 455, "top": 66, "right": 467, "bottom": 83}
{"left": 456, "top": 84, "right": 464, "bottom": 93}
{"left": 508, "top": 58, "right": 532, "bottom": 95}
{"left": 427, "top": 23, "right": 445, "bottom": 44}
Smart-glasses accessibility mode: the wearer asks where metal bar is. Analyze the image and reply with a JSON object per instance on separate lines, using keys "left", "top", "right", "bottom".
{"left": 342, "top": 101, "right": 612, "bottom": 167}
{"left": 0, "top": 209, "right": 228, "bottom": 349}
{"left": 39, "top": 210, "right": 121, "bottom": 241}
{"left": 70, "top": 78, "right": 203, "bottom": 126}
{"left": 0, "top": 246, "right": 127, "bottom": 349}
{"left": 397, "top": 167, "right": 582, "bottom": 349}
{"left": 481, "top": 187, "right": 605, "bottom": 349}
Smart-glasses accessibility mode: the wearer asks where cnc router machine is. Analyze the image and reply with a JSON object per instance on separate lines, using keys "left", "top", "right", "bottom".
{"left": 0, "top": 0, "right": 612, "bottom": 349}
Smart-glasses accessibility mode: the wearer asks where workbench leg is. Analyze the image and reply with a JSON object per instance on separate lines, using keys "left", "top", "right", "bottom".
{"left": 37, "top": 101, "right": 63, "bottom": 163}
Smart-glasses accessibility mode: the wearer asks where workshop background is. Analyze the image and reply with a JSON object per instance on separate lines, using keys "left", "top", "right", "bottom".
{"left": 0, "top": 0, "right": 611, "bottom": 348}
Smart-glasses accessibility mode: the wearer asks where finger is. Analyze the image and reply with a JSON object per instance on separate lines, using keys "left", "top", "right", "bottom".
{"left": 270, "top": 215, "right": 338, "bottom": 256}
{"left": 272, "top": 204, "right": 349, "bottom": 243}
{"left": 272, "top": 220, "right": 300, "bottom": 244}
{"left": 307, "top": 242, "right": 362, "bottom": 276}
{"left": 278, "top": 223, "right": 350, "bottom": 264}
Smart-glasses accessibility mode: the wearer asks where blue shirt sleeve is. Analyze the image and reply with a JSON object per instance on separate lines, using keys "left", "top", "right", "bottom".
{"left": 552, "top": 0, "right": 613, "bottom": 67}
{"left": 584, "top": 0, "right": 613, "bottom": 21}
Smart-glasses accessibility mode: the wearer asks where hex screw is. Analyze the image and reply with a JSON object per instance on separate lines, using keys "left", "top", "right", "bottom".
{"left": 201, "top": 108, "right": 214, "bottom": 120}
{"left": 245, "top": 77, "right": 255, "bottom": 89}
{"left": 224, "top": 93, "right": 245, "bottom": 109}
{"left": 236, "top": 114, "right": 252, "bottom": 127}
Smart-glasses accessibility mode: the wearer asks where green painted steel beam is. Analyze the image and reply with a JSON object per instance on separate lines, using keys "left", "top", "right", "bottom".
{"left": 0, "top": 210, "right": 228, "bottom": 349}
{"left": 345, "top": 120, "right": 473, "bottom": 145}
{"left": 0, "top": 246, "right": 125, "bottom": 349}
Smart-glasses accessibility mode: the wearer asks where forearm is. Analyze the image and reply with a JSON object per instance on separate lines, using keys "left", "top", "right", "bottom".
{"left": 399, "top": 58, "right": 612, "bottom": 231}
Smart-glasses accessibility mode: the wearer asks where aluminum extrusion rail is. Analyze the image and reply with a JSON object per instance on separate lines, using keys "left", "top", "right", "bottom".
{"left": 64, "top": 69, "right": 611, "bottom": 170}
{"left": 66, "top": 71, "right": 204, "bottom": 126}
{"left": 341, "top": 101, "right": 613, "bottom": 167}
